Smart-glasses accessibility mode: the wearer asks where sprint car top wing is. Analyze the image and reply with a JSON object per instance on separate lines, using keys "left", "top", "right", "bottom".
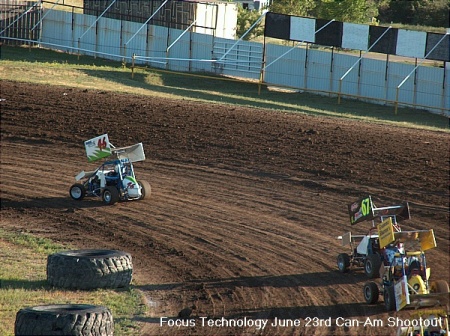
{"left": 348, "top": 196, "right": 410, "bottom": 225}
{"left": 84, "top": 134, "right": 145, "bottom": 163}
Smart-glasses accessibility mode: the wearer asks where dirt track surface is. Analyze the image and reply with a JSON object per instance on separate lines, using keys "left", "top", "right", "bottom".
{"left": 1, "top": 80, "right": 449, "bottom": 335}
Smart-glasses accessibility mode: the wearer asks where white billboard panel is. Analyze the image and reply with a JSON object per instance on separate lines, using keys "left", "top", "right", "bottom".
{"left": 342, "top": 23, "right": 369, "bottom": 51}
{"left": 396, "top": 29, "right": 426, "bottom": 58}
{"left": 290, "top": 17, "right": 315, "bottom": 43}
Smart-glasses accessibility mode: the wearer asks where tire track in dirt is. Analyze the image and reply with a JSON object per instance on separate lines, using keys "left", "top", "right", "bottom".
{"left": 1, "top": 139, "right": 448, "bottom": 336}
{"left": 1, "top": 81, "right": 448, "bottom": 336}
{"left": 2, "top": 141, "right": 371, "bottom": 336}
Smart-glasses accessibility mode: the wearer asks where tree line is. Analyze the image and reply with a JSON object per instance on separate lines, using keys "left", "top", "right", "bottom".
{"left": 237, "top": 0, "right": 449, "bottom": 40}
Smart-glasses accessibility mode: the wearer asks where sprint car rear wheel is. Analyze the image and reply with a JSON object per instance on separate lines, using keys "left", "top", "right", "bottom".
{"left": 15, "top": 304, "right": 114, "bottom": 335}
{"left": 364, "top": 254, "right": 381, "bottom": 279}
{"left": 337, "top": 253, "right": 350, "bottom": 273}
{"left": 363, "top": 281, "right": 379, "bottom": 304}
{"left": 69, "top": 183, "right": 86, "bottom": 201}
{"left": 102, "top": 186, "right": 120, "bottom": 205}
{"left": 138, "top": 180, "right": 151, "bottom": 200}
{"left": 384, "top": 285, "right": 396, "bottom": 311}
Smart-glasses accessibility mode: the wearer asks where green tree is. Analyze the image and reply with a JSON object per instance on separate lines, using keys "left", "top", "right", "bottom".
{"left": 268, "top": 0, "right": 378, "bottom": 23}
{"left": 313, "top": 0, "right": 379, "bottom": 23}
{"left": 414, "top": 0, "right": 449, "bottom": 27}
{"left": 269, "top": 0, "right": 316, "bottom": 17}
{"left": 236, "top": 5, "right": 265, "bottom": 40}
{"left": 377, "top": 0, "right": 449, "bottom": 27}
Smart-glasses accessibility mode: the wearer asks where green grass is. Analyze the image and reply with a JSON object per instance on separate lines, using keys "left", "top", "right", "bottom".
{"left": 379, "top": 23, "right": 446, "bottom": 34}
{"left": 0, "top": 229, "right": 146, "bottom": 336}
{"left": 0, "top": 45, "right": 448, "bottom": 132}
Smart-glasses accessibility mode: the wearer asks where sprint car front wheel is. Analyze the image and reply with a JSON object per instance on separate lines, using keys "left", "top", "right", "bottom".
{"left": 384, "top": 285, "right": 396, "bottom": 311}
{"left": 363, "top": 281, "right": 379, "bottom": 304}
{"left": 69, "top": 183, "right": 86, "bottom": 201}
{"left": 102, "top": 186, "right": 120, "bottom": 205}
{"left": 337, "top": 253, "right": 350, "bottom": 273}
{"left": 364, "top": 254, "right": 381, "bottom": 279}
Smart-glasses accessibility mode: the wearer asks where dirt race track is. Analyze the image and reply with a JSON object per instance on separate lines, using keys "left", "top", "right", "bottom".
{"left": 1, "top": 80, "right": 449, "bottom": 335}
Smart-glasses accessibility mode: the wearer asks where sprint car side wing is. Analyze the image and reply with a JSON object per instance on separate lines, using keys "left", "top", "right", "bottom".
{"left": 337, "top": 232, "right": 378, "bottom": 246}
{"left": 75, "top": 170, "right": 97, "bottom": 181}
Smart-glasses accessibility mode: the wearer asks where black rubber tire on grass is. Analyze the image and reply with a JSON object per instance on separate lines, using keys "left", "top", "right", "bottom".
{"left": 138, "top": 180, "right": 151, "bottom": 200}
{"left": 47, "top": 249, "right": 133, "bottom": 290}
{"left": 15, "top": 304, "right": 114, "bottom": 336}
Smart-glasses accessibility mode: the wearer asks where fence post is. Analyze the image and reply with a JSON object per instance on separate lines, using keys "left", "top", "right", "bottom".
{"left": 338, "top": 79, "right": 342, "bottom": 104}
{"left": 394, "top": 87, "right": 399, "bottom": 115}
{"left": 258, "top": 70, "right": 263, "bottom": 95}
{"left": 258, "top": 36, "right": 266, "bottom": 96}
{"left": 122, "top": 44, "right": 126, "bottom": 68}
{"left": 131, "top": 53, "right": 135, "bottom": 78}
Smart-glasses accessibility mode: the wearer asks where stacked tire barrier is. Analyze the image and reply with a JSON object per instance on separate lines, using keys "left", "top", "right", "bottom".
{"left": 14, "top": 249, "right": 133, "bottom": 335}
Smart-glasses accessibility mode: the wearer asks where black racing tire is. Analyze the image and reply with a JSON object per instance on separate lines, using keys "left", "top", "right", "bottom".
{"left": 337, "top": 253, "right": 350, "bottom": 273}
{"left": 364, "top": 253, "right": 381, "bottom": 279}
{"left": 363, "top": 281, "right": 379, "bottom": 304}
{"left": 102, "top": 186, "right": 120, "bottom": 205}
{"left": 138, "top": 180, "right": 151, "bottom": 200}
{"left": 47, "top": 249, "right": 133, "bottom": 290}
{"left": 14, "top": 304, "right": 114, "bottom": 335}
{"left": 384, "top": 285, "right": 396, "bottom": 311}
{"left": 69, "top": 183, "right": 86, "bottom": 201}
